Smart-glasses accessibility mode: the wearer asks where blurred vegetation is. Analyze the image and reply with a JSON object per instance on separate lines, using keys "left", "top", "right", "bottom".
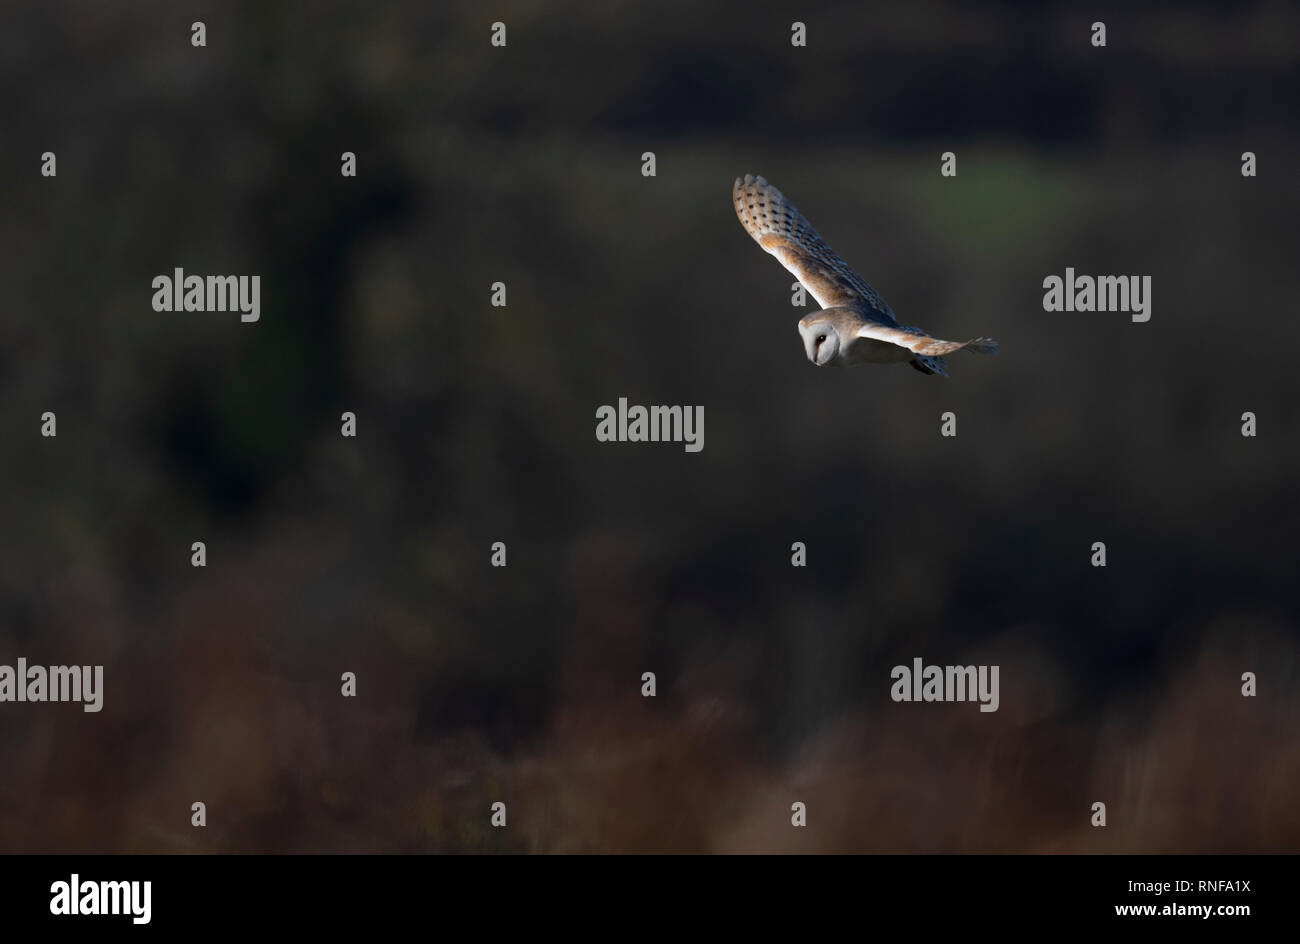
{"left": 0, "top": 0, "right": 1297, "bottom": 851}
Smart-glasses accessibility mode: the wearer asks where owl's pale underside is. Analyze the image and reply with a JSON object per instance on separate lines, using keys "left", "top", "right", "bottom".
{"left": 733, "top": 174, "right": 998, "bottom": 376}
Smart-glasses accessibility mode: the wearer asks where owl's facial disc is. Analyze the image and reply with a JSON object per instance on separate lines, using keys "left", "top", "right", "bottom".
{"left": 800, "top": 320, "right": 836, "bottom": 366}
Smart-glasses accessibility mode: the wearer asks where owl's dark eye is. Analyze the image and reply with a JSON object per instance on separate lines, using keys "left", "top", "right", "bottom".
{"left": 816, "top": 335, "right": 827, "bottom": 345}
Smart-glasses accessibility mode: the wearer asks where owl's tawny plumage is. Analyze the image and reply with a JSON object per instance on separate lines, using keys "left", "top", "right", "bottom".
{"left": 733, "top": 174, "right": 997, "bottom": 376}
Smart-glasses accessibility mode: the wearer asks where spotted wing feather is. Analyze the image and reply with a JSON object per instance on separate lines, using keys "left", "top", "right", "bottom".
{"left": 733, "top": 174, "right": 900, "bottom": 327}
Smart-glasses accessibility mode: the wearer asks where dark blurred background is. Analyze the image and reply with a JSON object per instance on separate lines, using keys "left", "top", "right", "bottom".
{"left": 1, "top": 0, "right": 1297, "bottom": 852}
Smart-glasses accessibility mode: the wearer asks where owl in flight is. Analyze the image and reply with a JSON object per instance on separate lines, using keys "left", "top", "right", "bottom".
{"left": 733, "top": 174, "right": 997, "bottom": 376}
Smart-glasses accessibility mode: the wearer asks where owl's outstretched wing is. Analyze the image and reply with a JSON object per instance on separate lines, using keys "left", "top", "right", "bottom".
{"left": 733, "top": 174, "right": 899, "bottom": 327}
{"left": 855, "top": 323, "right": 999, "bottom": 357}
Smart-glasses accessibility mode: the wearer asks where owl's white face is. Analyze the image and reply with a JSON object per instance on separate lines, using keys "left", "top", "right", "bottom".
{"left": 798, "top": 318, "right": 841, "bottom": 366}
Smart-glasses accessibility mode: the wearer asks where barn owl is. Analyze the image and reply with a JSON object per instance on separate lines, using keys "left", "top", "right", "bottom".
{"left": 733, "top": 174, "right": 997, "bottom": 376}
